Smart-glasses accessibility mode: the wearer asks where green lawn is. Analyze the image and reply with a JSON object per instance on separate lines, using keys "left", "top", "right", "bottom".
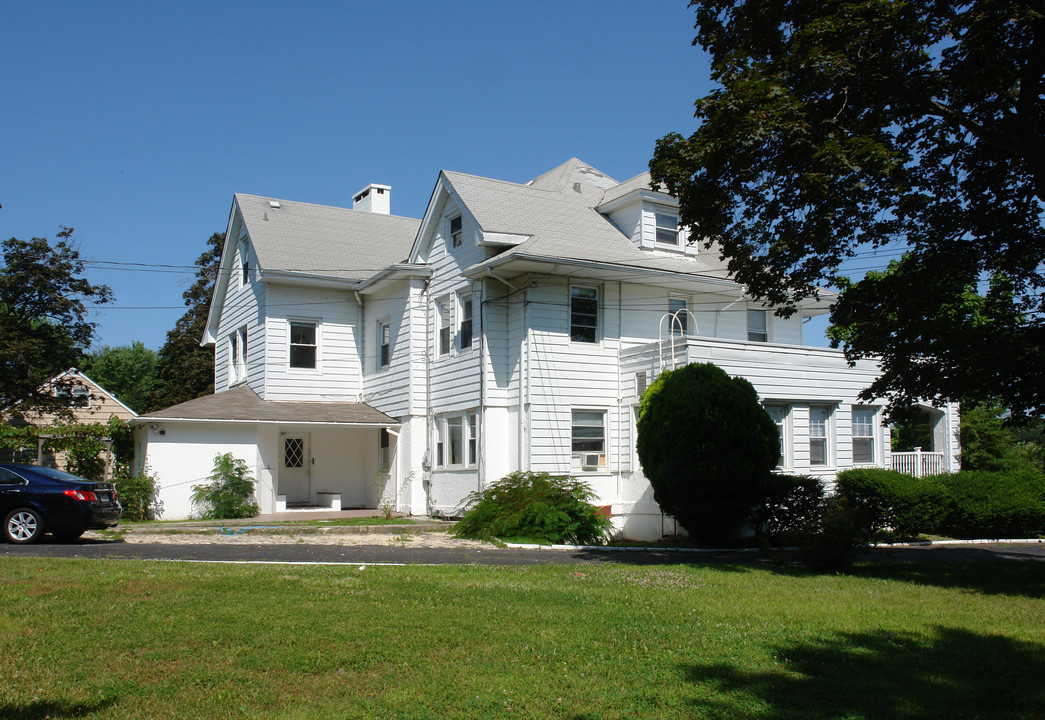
{"left": 2, "top": 558, "right": 1043, "bottom": 719}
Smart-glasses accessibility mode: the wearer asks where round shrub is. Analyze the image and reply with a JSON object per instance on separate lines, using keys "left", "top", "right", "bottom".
{"left": 636, "top": 362, "right": 778, "bottom": 542}
{"left": 452, "top": 471, "right": 612, "bottom": 545}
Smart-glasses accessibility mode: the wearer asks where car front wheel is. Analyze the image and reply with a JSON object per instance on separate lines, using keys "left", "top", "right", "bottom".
{"left": 4, "top": 508, "right": 44, "bottom": 544}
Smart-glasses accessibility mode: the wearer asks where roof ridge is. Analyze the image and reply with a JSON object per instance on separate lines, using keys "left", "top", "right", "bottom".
{"left": 233, "top": 193, "right": 421, "bottom": 223}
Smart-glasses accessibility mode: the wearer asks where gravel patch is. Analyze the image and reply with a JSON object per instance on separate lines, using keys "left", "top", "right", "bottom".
{"left": 85, "top": 528, "right": 490, "bottom": 549}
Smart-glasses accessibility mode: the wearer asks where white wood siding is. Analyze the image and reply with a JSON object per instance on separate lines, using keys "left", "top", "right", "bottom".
{"left": 215, "top": 238, "right": 265, "bottom": 394}
{"left": 360, "top": 280, "right": 420, "bottom": 419}
{"left": 263, "top": 284, "right": 360, "bottom": 401}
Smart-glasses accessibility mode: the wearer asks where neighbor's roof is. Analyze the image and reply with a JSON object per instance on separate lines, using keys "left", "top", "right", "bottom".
{"left": 235, "top": 193, "right": 420, "bottom": 281}
{"left": 136, "top": 386, "right": 397, "bottom": 425}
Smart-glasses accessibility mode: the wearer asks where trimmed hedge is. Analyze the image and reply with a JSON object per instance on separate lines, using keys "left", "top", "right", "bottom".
{"left": 939, "top": 469, "right": 1045, "bottom": 539}
{"left": 837, "top": 467, "right": 1045, "bottom": 540}
{"left": 836, "top": 468, "right": 949, "bottom": 539}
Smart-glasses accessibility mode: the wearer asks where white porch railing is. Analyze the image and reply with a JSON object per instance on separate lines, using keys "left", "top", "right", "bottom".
{"left": 891, "top": 447, "right": 945, "bottom": 477}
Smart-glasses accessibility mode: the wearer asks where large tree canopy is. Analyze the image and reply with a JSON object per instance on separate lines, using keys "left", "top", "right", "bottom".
{"left": 0, "top": 228, "right": 113, "bottom": 413}
{"left": 149, "top": 232, "right": 224, "bottom": 412}
{"left": 81, "top": 342, "right": 159, "bottom": 414}
{"left": 651, "top": 1, "right": 1044, "bottom": 416}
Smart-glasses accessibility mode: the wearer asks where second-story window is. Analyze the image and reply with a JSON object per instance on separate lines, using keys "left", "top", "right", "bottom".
{"left": 570, "top": 286, "right": 599, "bottom": 343}
{"left": 289, "top": 321, "right": 317, "bottom": 369}
{"left": 458, "top": 293, "right": 473, "bottom": 350}
{"left": 450, "top": 216, "right": 463, "bottom": 248}
{"left": 378, "top": 320, "right": 391, "bottom": 368}
{"left": 748, "top": 309, "right": 768, "bottom": 342}
{"left": 668, "top": 297, "right": 688, "bottom": 335}
{"left": 655, "top": 213, "right": 679, "bottom": 245}
{"left": 437, "top": 300, "right": 451, "bottom": 356}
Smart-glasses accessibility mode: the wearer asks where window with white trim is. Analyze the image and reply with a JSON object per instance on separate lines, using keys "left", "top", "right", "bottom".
{"left": 449, "top": 215, "right": 463, "bottom": 248}
{"left": 56, "top": 384, "right": 90, "bottom": 408}
{"left": 852, "top": 407, "right": 876, "bottom": 464}
{"left": 436, "top": 299, "right": 451, "bottom": 356}
{"left": 748, "top": 309, "right": 768, "bottom": 342}
{"left": 809, "top": 405, "right": 831, "bottom": 466}
{"left": 655, "top": 213, "right": 679, "bottom": 245}
{"left": 668, "top": 296, "right": 688, "bottom": 335}
{"left": 570, "top": 285, "right": 599, "bottom": 343}
{"left": 764, "top": 404, "right": 790, "bottom": 468}
{"left": 240, "top": 241, "right": 250, "bottom": 287}
{"left": 289, "top": 321, "right": 317, "bottom": 369}
{"left": 571, "top": 409, "right": 606, "bottom": 471}
{"left": 230, "top": 326, "right": 247, "bottom": 385}
{"left": 378, "top": 320, "right": 391, "bottom": 368}
{"left": 434, "top": 412, "right": 478, "bottom": 469}
{"left": 458, "top": 292, "right": 473, "bottom": 350}
{"left": 379, "top": 428, "right": 390, "bottom": 470}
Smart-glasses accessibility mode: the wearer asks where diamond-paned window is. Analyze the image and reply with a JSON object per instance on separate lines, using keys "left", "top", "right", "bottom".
{"left": 284, "top": 438, "right": 304, "bottom": 468}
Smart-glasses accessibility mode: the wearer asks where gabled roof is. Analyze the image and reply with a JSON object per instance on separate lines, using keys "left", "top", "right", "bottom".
{"left": 234, "top": 193, "right": 420, "bottom": 281}
{"left": 136, "top": 386, "right": 397, "bottom": 426}
{"left": 439, "top": 162, "right": 734, "bottom": 279}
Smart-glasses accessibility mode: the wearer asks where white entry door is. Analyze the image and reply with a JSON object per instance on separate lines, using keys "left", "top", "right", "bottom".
{"left": 280, "top": 433, "right": 311, "bottom": 504}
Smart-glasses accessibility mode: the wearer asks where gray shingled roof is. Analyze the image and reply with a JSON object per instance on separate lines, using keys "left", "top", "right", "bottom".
{"left": 236, "top": 193, "right": 420, "bottom": 280}
{"left": 137, "top": 386, "right": 397, "bottom": 425}
{"left": 443, "top": 166, "right": 733, "bottom": 278}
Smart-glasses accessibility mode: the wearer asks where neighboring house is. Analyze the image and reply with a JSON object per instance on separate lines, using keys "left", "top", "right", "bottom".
{"left": 135, "top": 160, "right": 960, "bottom": 538}
{"left": 3, "top": 368, "right": 138, "bottom": 475}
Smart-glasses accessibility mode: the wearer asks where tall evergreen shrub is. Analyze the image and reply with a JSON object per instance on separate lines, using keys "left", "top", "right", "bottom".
{"left": 636, "top": 363, "right": 777, "bottom": 542}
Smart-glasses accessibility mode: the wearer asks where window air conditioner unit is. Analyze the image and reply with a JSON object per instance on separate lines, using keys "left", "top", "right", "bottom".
{"left": 582, "top": 453, "right": 601, "bottom": 470}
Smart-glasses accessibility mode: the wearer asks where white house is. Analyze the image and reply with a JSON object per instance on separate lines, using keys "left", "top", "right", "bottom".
{"left": 135, "top": 159, "right": 960, "bottom": 538}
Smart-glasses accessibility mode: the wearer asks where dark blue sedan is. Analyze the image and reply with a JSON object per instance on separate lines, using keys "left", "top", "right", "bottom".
{"left": 0, "top": 464, "right": 121, "bottom": 543}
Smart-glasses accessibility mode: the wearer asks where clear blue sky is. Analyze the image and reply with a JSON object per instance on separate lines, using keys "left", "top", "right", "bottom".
{"left": 2, "top": 1, "right": 840, "bottom": 350}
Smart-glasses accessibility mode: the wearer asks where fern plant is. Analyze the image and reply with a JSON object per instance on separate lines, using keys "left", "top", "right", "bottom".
{"left": 452, "top": 471, "right": 612, "bottom": 545}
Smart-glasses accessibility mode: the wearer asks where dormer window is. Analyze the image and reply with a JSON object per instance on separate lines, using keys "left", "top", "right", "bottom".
{"left": 450, "top": 216, "right": 463, "bottom": 248}
{"left": 655, "top": 213, "right": 679, "bottom": 245}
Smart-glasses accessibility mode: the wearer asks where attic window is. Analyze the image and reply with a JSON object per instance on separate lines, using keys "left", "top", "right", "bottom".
{"left": 450, "top": 216, "right": 463, "bottom": 248}
{"left": 655, "top": 213, "right": 679, "bottom": 245}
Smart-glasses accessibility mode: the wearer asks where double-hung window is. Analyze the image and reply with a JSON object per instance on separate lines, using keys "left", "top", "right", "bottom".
{"left": 458, "top": 293, "right": 473, "bottom": 350}
{"left": 449, "top": 216, "right": 463, "bottom": 248}
{"left": 230, "top": 326, "right": 247, "bottom": 384}
{"left": 435, "top": 412, "right": 478, "bottom": 468}
{"left": 655, "top": 213, "right": 679, "bottom": 245}
{"left": 570, "top": 286, "right": 599, "bottom": 343}
{"left": 437, "top": 300, "right": 451, "bottom": 356}
{"left": 378, "top": 320, "right": 391, "bottom": 368}
{"left": 748, "top": 309, "right": 768, "bottom": 342}
{"left": 240, "top": 241, "right": 250, "bottom": 287}
{"left": 765, "top": 404, "right": 789, "bottom": 468}
{"left": 668, "top": 296, "right": 688, "bottom": 335}
{"left": 852, "top": 407, "right": 876, "bottom": 464}
{"left": 809, "top": 405, "right": 831, "bottom": 466}
{"left": 572, "top": 410, "right": 606, "bottom": 471}
{"left": 289, "top": 321, "right": 317, "bottom": 369}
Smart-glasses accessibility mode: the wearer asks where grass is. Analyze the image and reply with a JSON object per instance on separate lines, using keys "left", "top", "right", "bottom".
{"left": 1, "top": 558, "right": 1044, "bottom": 719}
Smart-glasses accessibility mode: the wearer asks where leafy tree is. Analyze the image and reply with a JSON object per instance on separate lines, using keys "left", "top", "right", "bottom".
{"left": 959, "top": 403, "right": 1045, "bottom": 473}
{"left": 81, "top": 341, "right": 158, "bottom": 414}
{"left": 0, "top": 228, "right": 112, "bottom": 414}
{"left": 150, "top": 232, "right": 224, "bottom": 411}
{"left": 636, "top": 362, "right": 778, "bottom": 542}
{"left": 651, "top": 1, "right": 1045, "bottom": 417}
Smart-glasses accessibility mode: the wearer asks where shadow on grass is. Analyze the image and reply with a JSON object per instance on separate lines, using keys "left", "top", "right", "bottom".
{"left": 0, "top": 696, "right": 116, "bottom": 719}
{"left": 851, "top": 560, "right": 1045, "bottom": 599}
{"left": 685, "top": 626, "right": 1045, "bottom": 720}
